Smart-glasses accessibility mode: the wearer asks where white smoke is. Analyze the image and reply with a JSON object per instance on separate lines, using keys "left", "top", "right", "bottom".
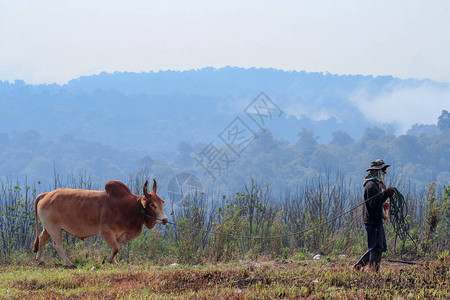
{"left": 350, "top": 83, "right": 450, "bottom": 134}
{"left": 284, "top": 102, "right": 333, "bottom": 121}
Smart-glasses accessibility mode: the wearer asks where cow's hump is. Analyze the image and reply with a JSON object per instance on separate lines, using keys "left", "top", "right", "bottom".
{"left": 105, "top": 180, "right": 133, "bottom": 198}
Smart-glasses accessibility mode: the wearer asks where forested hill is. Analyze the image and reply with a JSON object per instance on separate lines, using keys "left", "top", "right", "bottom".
{"left": 0, "top": 67, "right": 448, "bottom": 189}
{"left": 1, "top": 67, "right": 447, "bottom": 151}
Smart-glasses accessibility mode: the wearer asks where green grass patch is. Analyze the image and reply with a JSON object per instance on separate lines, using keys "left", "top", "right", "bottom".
{"left": 0, "top": 255, "right": 448, "bottom": 299}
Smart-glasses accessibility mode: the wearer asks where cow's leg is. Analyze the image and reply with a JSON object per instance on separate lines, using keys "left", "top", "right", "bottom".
{"left": 35, "top": 228, "right": 51, "bottom": 264}
{"left": 100, "top": 230, "right": 119, "bottom": 264}
{"left": 46, "top": 227, "right": 76, "bottom": 268}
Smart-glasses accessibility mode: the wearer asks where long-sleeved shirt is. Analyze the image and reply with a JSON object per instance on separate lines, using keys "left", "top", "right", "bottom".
{"left": 363, "top": 180, "right": 389, "bottom": 225}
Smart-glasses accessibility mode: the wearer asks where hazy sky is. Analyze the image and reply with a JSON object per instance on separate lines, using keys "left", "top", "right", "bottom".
{"left": 1, "top": 1, "right": 449, "bottom": 84}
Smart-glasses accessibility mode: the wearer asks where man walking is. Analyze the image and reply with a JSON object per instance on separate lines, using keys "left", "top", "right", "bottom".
{"left": 354, "top": 159, "right": 394, "bottom": 272}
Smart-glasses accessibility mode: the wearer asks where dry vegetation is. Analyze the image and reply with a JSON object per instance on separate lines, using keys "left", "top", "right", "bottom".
{"left": 1, "top": 177, "right": 449, "bottom": 299}
{"left": 1, "top": 255, "right": 448, "bottom": 299}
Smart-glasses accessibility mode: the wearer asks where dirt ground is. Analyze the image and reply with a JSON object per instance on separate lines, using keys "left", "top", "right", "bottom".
{"left": 0, "top": 256, "right": 448, "bottom": 299}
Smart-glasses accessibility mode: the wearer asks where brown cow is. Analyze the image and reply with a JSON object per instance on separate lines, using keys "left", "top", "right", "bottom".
{"left": 33, "top": 179, "right": 168, "bottom": 268}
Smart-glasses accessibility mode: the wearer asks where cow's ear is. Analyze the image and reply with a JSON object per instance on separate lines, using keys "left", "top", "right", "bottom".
{"left": 152, "top": 179, "right": 157, "bottom": 193}
{"left": 141, "top": 197, "right": 147, "bottom": 208}
{"left": 143, "top": 180, "right": 150, "bottom": 198}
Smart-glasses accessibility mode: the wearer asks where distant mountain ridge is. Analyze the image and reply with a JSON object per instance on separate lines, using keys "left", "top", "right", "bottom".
{"left": 64, "top": 67, "right": 445, "bottom": 96}
{"left": 0, "top": 67, "right": 447, "bottom": 152}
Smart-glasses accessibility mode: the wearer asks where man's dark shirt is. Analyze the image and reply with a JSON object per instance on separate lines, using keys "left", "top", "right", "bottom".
{"left": 363, "top": 180, "right": 389, "bottom": 225}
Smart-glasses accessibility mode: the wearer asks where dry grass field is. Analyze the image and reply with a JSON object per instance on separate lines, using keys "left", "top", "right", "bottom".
{"left": 0, "top": 255, "right": 448, "bottom": 299}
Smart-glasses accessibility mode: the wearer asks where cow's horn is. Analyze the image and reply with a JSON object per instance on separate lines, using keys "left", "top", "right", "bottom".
{"left": 143, "top": 180, "right": 150, "bottom": 198}
{"left": 152, "top": 179, "right": 157, "bottom": 193}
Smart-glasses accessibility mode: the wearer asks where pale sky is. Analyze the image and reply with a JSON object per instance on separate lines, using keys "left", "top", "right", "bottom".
{"left": 1, "top": 0, "right": 450, "bottom": 84}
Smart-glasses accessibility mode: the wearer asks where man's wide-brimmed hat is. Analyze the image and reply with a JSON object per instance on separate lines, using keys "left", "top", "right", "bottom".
{"left": 367, "top": 159, "right": 390, "bottom": 171}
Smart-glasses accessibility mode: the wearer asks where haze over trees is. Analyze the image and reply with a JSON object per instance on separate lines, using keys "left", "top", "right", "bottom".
{"left": 0, "top": 67, "right": 448, "bottom": 191}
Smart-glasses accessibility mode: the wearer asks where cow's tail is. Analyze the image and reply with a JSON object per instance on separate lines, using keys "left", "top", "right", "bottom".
{"left": 32, "top": 193, "right": 47, "bottom": 253}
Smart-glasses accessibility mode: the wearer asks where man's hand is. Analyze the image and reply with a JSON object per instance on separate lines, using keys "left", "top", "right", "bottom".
{"left": 383, "top": 201, "right": 390, "bottom": 210}
{"left": 384, "top": 187, "right": 394, "bottom": 197}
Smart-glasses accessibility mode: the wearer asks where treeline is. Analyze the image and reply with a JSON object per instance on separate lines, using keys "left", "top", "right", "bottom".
{"left": 220, "top": 123, "right": 449, "bottom": 191}
{"left": 1, "top": 172, "right": 448, "bottom": 265}
{"left": 0, "top": 130, "right": 142, "bottom": 183}
{"left": 0, "top": 124, "right": 449, "bottom": 194}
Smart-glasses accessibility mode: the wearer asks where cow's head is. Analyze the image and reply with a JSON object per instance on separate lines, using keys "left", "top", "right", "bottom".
{"left": 141, "top": 179, "right": 168, "bottom": 227}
